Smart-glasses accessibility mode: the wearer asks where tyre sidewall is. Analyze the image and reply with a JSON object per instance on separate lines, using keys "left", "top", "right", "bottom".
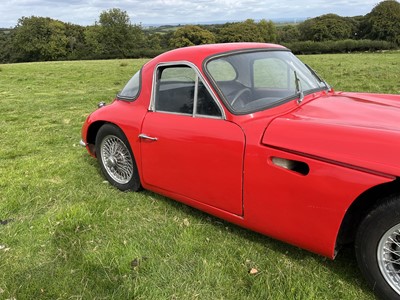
{"left": 95, "top": 123, "right": 141, "bottom": 191}
{"left": 356, "top": 197, "right": 400, "bottom": 300}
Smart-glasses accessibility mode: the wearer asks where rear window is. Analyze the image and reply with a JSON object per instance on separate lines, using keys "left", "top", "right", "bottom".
{"left": 118, "top": 70, "right": 141, "bottom": 100}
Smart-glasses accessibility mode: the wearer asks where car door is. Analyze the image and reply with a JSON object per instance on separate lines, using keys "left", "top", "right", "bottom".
{"left": 139, "top": 63, "right": 245, "bottom": 216}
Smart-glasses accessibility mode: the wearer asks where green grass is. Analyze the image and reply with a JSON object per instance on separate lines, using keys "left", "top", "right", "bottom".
{"left": 300, "top": 52, "right": 400, "bottom": 94}
{"left": 0, "top": 52, "right": 399, "bottom": 299}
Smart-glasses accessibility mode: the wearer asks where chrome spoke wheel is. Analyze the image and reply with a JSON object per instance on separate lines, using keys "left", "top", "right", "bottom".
{"left": 378, "top": 224, "right": 400, "bottom": 294}
{"left": 100, "top": 135, "right": 134, "bottom": 185}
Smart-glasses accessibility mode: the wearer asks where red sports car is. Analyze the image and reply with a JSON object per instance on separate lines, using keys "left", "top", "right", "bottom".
{"left": 81, "top": 43, "right": 400, "bottom": 299}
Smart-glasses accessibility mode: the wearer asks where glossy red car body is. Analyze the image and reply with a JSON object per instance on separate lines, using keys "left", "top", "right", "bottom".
{"left": 81, "top": 43, "right": 400, "bottom": 260}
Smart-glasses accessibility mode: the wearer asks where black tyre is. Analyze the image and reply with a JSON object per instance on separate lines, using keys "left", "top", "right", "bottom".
{"left": 95, "top": 123, "right": 141, "bottom": 191}
{"left": 355, "top": 195, "right": 400, "bottom": 300}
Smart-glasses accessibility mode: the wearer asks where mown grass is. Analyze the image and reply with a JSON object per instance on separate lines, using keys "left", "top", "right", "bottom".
{"left": 300, "top": 52, "right": 400, "bottom": 94}
{"left": 0, "top": 52, "right": 399, "bottom": 299}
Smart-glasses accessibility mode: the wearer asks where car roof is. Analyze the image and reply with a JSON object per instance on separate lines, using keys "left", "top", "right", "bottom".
{"left": 146, "top": 43, "right": 288, "bottom": 67}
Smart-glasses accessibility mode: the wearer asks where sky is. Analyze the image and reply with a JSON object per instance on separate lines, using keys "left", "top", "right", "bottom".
{"left": 0, "top": 0, "right": 381, "bottom": 28}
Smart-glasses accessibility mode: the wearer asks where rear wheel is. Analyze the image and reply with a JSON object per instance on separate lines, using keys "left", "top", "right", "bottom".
{"left": 95, "top": 124, "right": 141, "bottom": 191}
{"left": 355, "top": 196, "right": 400, "bottom": 300}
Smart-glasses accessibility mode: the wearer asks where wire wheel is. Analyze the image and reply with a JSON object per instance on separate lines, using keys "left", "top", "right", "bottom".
{"left": 100, "top": 135, "right": 134, "bottom": 185}
{"left": 378, "top": 224, "right": 400, "bottom": 295}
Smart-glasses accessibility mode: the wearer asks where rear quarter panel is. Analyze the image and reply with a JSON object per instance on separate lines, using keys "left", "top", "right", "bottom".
{"left": 242, "top": 143, "right": 392, "bottom": 258}
{"left": 82, "top": 61, "right": 155, "bottom": 181}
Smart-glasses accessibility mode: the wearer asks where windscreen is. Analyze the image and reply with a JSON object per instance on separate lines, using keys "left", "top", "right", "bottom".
{"left": 206, "top": 50, "right": 327, "bottom": 113}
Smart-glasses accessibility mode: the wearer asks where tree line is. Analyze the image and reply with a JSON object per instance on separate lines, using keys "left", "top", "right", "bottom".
{"left": 0, "top": 0, "right": 399, "bottom": 63}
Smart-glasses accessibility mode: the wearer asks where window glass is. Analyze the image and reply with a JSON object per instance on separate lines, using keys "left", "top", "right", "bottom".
{"left": 197, "top": 81, "right": 222, "bottom": 117}
{"left": 161, "top": 67, "right": 196, "bottom": 82}
{"left": 207, "top": 59, "right": 236, "bottom": 81}
{"left": 206, "top": 51, "right": 328, "bottom": 113}
{"left": 254, "top": 58, "right": 293, "bottom": 89}
{"left": 156, "top": 66, "right": 195, "bottom": 114}
{"left": 118, "top": 70, "right": 141, "bottom": 100}
{"left": 155, "top": 65, "right": 222, "bottom": 117}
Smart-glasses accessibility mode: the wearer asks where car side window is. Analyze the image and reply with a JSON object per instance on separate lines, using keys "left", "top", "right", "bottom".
{"left": 156, "top": 66, "right": 195, "bottom": 114}
{"left": 118, "top": 70, "right": 141, "bottom": 100}
{"left": 155, "top": 65, "right": 222, "bottom": 118}
{"left": 197, "top": 81, "right": 222, "bottom": 116}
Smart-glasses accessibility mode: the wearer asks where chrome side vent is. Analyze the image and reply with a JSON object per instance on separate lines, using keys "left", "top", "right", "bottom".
{"left": 271, "top": 157, "right": 310, "bottom": 176}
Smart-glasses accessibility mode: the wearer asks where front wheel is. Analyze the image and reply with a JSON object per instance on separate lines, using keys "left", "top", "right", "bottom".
{"left": 95, "top": 124, "right": 141, "bottom": 191}
{"left": 355, "top": 196, "right": 400, "bottom": 300}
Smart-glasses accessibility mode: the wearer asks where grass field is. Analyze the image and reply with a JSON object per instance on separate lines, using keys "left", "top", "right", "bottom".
{"left": 0, "top": 52, "right": 399, "bottom": 299}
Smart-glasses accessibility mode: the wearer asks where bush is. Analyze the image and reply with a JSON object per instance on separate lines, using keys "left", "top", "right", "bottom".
{"left": 285, "top": 39, "right": 397, "bottom": 54}
{"left": 65, "top": 48, "right": 167, "bottom": 61}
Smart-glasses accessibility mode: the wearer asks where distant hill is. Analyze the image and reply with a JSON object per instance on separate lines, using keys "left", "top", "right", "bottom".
{"left": 0, "top": 28, "right": 12, "bottom": 34}
{"left": 143, "top": 17, "right": 306, "bottom": 28}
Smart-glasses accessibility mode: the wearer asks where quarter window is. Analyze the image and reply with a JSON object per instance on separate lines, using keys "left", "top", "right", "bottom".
{"left": 155, "top": 65, "right": 222, "bottom": 118}
{"left": 197, "top": 81, "right": 221, "bottom": 117}
{"left": 118, "top": 70, "right": 141, "bottom": 100}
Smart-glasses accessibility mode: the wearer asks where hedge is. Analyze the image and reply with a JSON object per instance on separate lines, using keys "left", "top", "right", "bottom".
{"left": 284, "top": 39, "right": 398, "bottom": 54}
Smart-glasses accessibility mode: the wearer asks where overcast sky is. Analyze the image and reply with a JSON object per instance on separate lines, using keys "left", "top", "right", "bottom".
{"left": 0, "top": 0, "right": 380, "bottom": 28}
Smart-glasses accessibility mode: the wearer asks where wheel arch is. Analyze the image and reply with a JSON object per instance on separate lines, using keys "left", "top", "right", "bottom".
{"left": 335, "top": 178, "right": 400, "bottom": 252}
{"left": 86, "top": 121, "right": 113, "bottom": 156}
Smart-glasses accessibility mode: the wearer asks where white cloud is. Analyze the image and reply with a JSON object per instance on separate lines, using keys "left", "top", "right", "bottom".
{"left": 0, "top": 0, "right": 380, "bottom": 28}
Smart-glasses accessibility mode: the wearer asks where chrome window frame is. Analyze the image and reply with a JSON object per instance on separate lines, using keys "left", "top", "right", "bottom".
{"left": 149, "top": 61, "right": 226, "bottom": 120}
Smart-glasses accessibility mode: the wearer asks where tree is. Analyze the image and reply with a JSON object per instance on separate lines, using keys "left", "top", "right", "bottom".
{"left": 11, "top": 16, "right": 68, "bottom": 62}
{"left": 344, "top": 16, "right": 365, "bottom": 39}
{"left": 277, "top": 25, "right": 301, "bottom": 43}
{"left": 298, "top": 14, "right": 355, "bottom": 41}
{"left": 363, "top": 0, "right": 400, "bottom": 44}
{"left": 64, "top": 23, "right": 87, "bottom": 59}
{"left": 170, "top": 25, "right": 215, "bottom": 48}
{"left": 217, "top": 19, "right": 277, "bottom": 43}
{"left": 97, "top": 8, "right": 145, "bottom": 57}
{"left": 159, "top": 31, "right": 174, "bottom": 49}
{"left": 0, "top": 30, "right": 12, "bottom": 62}
{"left": 258, "top": 19, "right": 277, "bottom": 42}
{"left": 84, "top": 25, "right": 104, "bottom": 57}
{"left": 146, "top": 33, "right": 162, "bottom": 50}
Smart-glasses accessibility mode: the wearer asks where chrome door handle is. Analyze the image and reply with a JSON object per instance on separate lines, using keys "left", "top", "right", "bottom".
{"left": 138, "top": 133, "right": 158, "bottom": 141}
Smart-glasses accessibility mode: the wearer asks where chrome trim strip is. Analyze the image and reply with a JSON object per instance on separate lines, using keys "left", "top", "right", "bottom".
{"left": 193, "top": 74, "right": 199, "bottom": 117}
{"left": 150, "top": 110, "right": 223, "bottom": 119}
